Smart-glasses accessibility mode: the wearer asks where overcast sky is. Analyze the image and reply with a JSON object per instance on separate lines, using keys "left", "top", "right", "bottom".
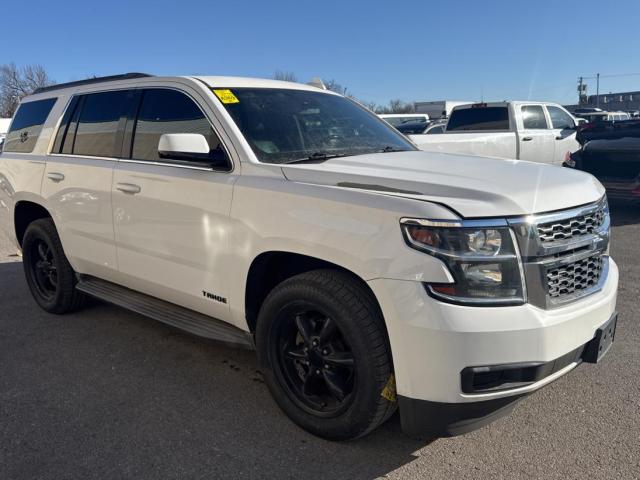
{"left": 6, "top": 0, "right": 640, "bottom": 106}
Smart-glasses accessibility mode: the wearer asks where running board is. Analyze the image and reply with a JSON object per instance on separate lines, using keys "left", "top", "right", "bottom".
{"left": 76, "top": 276, "right": 254, "bottom": 350}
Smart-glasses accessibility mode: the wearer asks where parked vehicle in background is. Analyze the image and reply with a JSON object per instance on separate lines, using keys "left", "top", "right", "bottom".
{"left": 567, "top": 119, "right": 640, "bottom": 202}
{"left": 626, "top": 110, "right": 639, "bottom": 118}
{"left": 379, "top": 113, "right": 429, "bottom": 127}
{"left": 0, "top": 118, "right": 11, "bottom": 147}
{"left": 414, "top": 100, "right": 471, "bottom": 120}
{"left": 410, "top": 101, "right": 580, "bottom": 164}
{"left": 396, "top": 119, "right": 447, "bottom": 135}
{"left": 0, "top": 73, "right": 618, "bottom": 440}
{"left": 575, "top": 111, "right": 631, "bottom": 123}
{"left": 573, "top": 107, "right": 603, "bottom": 115}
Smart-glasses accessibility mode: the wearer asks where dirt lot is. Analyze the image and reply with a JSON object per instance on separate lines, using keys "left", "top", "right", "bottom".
{"left": 1, "top": 205, "right": 638, "bottom": 480}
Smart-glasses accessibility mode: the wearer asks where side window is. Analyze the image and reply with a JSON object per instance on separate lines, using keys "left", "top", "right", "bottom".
{"left": 131, "top": 89, "right": 225, "bottom": 165}
{"left": 547, "top": 106, "right": 575, "bottom": 130}
{"left": 73, "top": 90, "right": 131, "bottom": 157}
{"left": 521, "top": 105, "right": 548, "bottom": 129}
{"left": 3, "top": 98, "right": 57, "bottom": 153}
{"left": 52, "top": 96, "right": 81, "bottom": 153}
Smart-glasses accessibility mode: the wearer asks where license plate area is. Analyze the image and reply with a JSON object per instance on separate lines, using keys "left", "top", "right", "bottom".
{"left": 582, "top": 313, "right": 617, "bottom": 363}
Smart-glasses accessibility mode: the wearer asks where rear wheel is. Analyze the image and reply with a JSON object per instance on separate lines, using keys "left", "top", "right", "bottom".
{"left": 22, "top": 218, "right": 86, "bottom": 314}
{"left": 256, "top": 269, "right": 396, "bottom": 440}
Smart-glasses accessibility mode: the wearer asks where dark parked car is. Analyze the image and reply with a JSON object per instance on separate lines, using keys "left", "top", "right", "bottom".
{"left": 567, "top": 120, "right": 640, "bottom": 202}
{"left": 396, "top": 120, "right": 447, "bottom": 135}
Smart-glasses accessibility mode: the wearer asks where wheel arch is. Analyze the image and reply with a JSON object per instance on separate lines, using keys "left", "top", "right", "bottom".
{"left": 244, "top": 251, "right": 387, "bottom": 338}
{"left": 14, "top": 200, "right": 53, "bottom": 247}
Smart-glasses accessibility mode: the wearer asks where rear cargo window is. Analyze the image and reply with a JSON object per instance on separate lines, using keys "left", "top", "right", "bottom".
{"left": 447, "top": 107, "right": 509, "bottom": 131}
{"left": 3, "top": 98, "right": 57, "bottom": 153}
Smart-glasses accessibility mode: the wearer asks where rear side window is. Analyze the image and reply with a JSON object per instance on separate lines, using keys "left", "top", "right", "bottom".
{"left": 3, "top": 98, "right": 57, "bottom": 153}
{"left": 547, "top": 106, "right": 575, "bottom": 130}
{"left": 131, "top": 89, "right": 224, "bottom": 164}
{"left": 73, "top": 90, "right": 131, "bottom": 157}
{"left": 521, "top": 105, "right": 548, "bottom": 129}
{"left": 447, "top": 107, "right": 509, "bottom": 131}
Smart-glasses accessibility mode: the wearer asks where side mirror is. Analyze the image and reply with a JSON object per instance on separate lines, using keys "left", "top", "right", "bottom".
{"left": 158, "top": 133, "right": 227, "bottom": 167}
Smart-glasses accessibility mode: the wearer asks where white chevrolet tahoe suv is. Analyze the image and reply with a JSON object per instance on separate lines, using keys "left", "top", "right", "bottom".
{"left": 0, "top": 73, "right": 618, "bottom": 440}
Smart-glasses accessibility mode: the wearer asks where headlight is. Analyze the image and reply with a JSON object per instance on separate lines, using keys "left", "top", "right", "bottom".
{"left": 401, "top": 219, "right": 526, "bottom": 305}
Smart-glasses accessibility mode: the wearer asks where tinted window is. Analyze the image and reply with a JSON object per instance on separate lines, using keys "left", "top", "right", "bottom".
{"left": 53, "top": 96, "right": 81, "bottom": 154}
{"left": 3, "top": 98, "right": 57, "bottom": 153}
{"left": 383, "top": 116, "right": 427, "bottom": 126}
{"left": 73, "top": 90, "right": 130, "bottom": 157}
{"left": 446, "top": 107, "right": 509, "bottom": 131}
{"left": 547, "top": 106, "right": 574, "bottom": 130}
{"left": 132, "top": 89, "right": 225, "bottom": 165}
{"left": 219, "top": 88, "right": 415, "bottom": 164}
{"left": 521, "top": 105, "right": 548, "bottom": 129}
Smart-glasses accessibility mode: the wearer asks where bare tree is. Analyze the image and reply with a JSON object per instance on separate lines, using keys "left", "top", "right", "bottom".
{"left": 375, "top": 99, "right": 415, "bottom": 114}
{"left": 0, "top": 63, "right": 54, "bottom": 117}
{"left": 273, "top": 70, "right": 298, "bottom": 82}
{"left": 323, "top": 79, "right": 348, "bottom": 96}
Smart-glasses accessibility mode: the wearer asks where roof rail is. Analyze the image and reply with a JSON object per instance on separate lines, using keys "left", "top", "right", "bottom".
{"left": 33, "top": 73, "right": 153, "bottom": 95}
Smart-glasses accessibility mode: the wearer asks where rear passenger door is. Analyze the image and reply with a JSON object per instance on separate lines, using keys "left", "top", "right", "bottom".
{"left": 43, "top": 89, "right": 135, "bottom": 280}
{"left": 546, "top": 105, "right": 579, "bottom": 165}
{"left": 112, "top": 86, "right": 236, "bottom": 322}
{"left": 518, "top": 105, "right": 556, "bottom": 164}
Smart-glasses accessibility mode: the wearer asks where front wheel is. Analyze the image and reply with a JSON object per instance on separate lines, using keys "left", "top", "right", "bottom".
{"left": 256, "top": 269, "right": 396, "bottom": 440}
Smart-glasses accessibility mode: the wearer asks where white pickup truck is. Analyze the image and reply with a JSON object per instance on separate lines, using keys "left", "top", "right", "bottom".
{"left": 410, "top": 102, "right": 580, "bottom": 165}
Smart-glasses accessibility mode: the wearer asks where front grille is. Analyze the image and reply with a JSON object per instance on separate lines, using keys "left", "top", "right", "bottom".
{"left": 547, "top": 254, "right": 604, "bottom": 299}
{"left": 537, "top": 207, "right": 606, "bottom": 243}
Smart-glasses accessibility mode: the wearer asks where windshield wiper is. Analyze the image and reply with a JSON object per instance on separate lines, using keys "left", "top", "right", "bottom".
{"left": 379, "top": 146, "right": 407, "bottom": 153}
{"left": 282, "top": 152, "right": 347, "bottom": 164}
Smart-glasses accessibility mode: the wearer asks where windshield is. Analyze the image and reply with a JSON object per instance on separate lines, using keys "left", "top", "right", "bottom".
{"left": 216, "top": 88, "right": 415, "bottom": 164}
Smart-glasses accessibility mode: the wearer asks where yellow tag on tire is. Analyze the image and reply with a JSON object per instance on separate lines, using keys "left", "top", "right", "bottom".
{"left": 381, "top": 374, "right": 397, "bottom": 402}
{"left": 213, "top": 89, "right": 239, "bottom": 104}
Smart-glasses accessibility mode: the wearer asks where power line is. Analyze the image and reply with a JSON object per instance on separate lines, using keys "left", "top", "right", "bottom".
{"left": 580, "top": 72, "right": 640, "bottom": 80}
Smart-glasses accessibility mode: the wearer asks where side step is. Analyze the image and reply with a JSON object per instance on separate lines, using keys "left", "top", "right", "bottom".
{"left": 76, "top": 276, "right": 254, "bottom": 350}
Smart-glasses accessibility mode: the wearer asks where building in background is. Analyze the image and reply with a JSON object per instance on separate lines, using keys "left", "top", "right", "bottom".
{"left": 565, "top": 90, "right": 640, "bottom": 114}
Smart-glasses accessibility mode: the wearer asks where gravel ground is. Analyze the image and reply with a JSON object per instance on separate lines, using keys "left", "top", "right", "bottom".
{"left": 0, "top": 205, "right": 638, "bottom": 480}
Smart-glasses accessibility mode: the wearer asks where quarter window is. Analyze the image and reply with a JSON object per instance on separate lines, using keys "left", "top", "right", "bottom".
{"left": 73, "top": 90, "right": 131, "bottom": 157}
{"left": 131, "top": 89, "right": 225, "bottom": 166}
{"left": 521, "top": 105, "right": 548, "bottom": 129}
{"left": 3, "top": 98, "right": 57, "bottom": 153}
{"left": 547, "top": 106, "right": 575, "bottom": 130}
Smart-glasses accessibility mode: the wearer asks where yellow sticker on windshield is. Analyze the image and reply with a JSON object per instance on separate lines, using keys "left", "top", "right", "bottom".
{"left": 213, "top": 89, "right": 239, "bottom": 104}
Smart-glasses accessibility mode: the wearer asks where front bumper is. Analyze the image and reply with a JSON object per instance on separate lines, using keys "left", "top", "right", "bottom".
{"left": 368, "top": 257, "right": 619, "bottom": 434}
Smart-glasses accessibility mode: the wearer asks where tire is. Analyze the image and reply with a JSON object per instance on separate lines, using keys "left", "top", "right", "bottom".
{"left": 22, "top": 218, "right": 87, "bottom": 314}
{"left": 256, "top": 269, "right": 396, "bottom": 440}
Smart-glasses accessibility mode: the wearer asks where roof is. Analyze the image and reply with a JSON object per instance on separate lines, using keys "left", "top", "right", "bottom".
{"left": 25, "top": 73, "right": 335, "bottom": 101}
{"left": 192, "top": 76, "right": 334, "bottom": 93}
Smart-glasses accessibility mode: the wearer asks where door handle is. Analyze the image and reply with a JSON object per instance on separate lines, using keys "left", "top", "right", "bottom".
{"left": 555, "top": 136, "right": 563, "bottom": 140}
{"left": 521, "top": 137, "right": 533, "bottom": 142}
{"left": 116, "top": 183, "right": 142, "bottom": 195}
{"left": 47, "top": 172, "right": 65, "bottom": 182}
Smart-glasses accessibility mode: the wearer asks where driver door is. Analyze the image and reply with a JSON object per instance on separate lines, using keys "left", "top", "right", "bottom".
{"left": 546, "top": 105, "right": 580, "bottom": 165}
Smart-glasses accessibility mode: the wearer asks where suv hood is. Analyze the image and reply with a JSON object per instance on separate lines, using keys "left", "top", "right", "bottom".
{"left": 281, "top": 151, "right": 604, "bottom": 218}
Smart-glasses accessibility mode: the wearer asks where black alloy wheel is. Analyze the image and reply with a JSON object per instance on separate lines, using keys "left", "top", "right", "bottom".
{"left": 28, "top": 239, "right": 58, "bottom": 301}
{"left": 22, "top": 218, "right": 86, "bottom": 314}
{"left": 273, "top": 307, "right": 356, "bottom": 416}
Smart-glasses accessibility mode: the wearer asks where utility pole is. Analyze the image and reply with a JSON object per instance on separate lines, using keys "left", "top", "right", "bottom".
{"left": 596, "top": 73, "right": 600, "bottom": 108}
{"left": 578, "top": 76, "right": 583, "bottom": 104}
